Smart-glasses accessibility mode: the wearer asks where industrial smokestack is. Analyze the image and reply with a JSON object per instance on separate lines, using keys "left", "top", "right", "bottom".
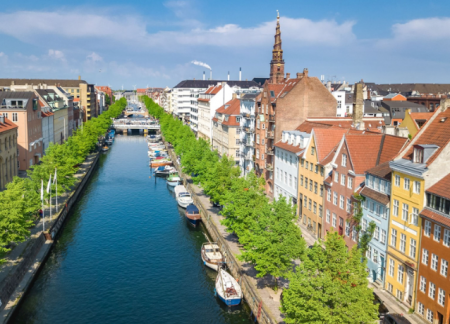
{"left": 203, "top": 71, "right": 205, "bottom": 80}
{"left": 210, "top": 70, "right": 212, "bottom": 80}
{"left": 228, "top": 71, "right": 230, "bottom": 81}
{"left": 239, "top": 67, "right": 242, "bottom": 81}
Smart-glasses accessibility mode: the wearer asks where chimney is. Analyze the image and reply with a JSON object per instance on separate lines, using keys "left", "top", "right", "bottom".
{"left": 296, "top": 72, "right": 303, "bottom": 79}
{"left": 303, "top": 68, "right": 308, "bottom": 77}
{"left": 222, "top": 82, "right": 226, "bottom": 105}
{"left": 11, "top": 80, "right": 15, "bottom": 86}
{"left": 353, "top": 80, "right": 365, "bottom": 130}
{"left": 78, "top": 75, "right": 81, "bottom": 80}
{"left": 210, "top": 70, "right": 212, "bottom": 80}
{"left": 286, "top": 73, "right": 290, "bottom": 79}
{"left": 203, "top": 71, "right": 205, "bottom": 80}
{"left": 239, "top": 67, "right": 242, "bottom": 81}
{"left": 228, "top": 71, "right": 230, "bottom": 81}
{"left": 327, "top": 81, "right": 331, "bottom": 91}
{"left": 440, "top": 98, "right": 450, "bottom": 112}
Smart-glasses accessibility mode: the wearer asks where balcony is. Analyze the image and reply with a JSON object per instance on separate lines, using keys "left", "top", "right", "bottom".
{"left": 267, "top": 131, "right": 274, "bottom": 139}
{"left": 266, "top": 163, "right": 273, "bottom": 171}
{"left": 266, "top": 149, "right": 274, "bottom": 155}
{"left": 245, "top": 153, "right": 253, "bottom": 160}
{"left": 269, "top": 114, "right": 275, "bottom": 122}
{"left": 244, "top": 126, "right": 254, "bottom": 134}
{"left": 245, "top": 141, "right": 253, "bottom": 147}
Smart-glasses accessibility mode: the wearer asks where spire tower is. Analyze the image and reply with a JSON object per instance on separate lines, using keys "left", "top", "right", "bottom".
{"left": 269, "top": 10, "right": 285, "bottom": 84}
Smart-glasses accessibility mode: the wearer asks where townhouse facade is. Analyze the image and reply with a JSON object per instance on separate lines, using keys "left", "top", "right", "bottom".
{"left": 0, "top": 116, "right": 18, "bottom": 190}
{"left": 239, "top": 93, "right": 258, "bottom": 176}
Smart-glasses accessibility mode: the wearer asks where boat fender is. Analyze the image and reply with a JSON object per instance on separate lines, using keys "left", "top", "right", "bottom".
{"left": 214, "top": 288, "right": 217, "bottom": 297}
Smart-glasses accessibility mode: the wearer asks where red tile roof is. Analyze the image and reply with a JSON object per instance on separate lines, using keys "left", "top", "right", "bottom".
{"left": 73, "top": 98, "right": 80, "bottom": 102}
{"left": 0, "top": 117, "right": 18, "bottom": 133}
{"left": 345, "top": 134, "right": 383, "bottom": 174}
{"left": 274, "top": 141, "right": 303, "bottom": 154}
{"left": 214, "top": 98, "right": 241, "bottom": 126}
{"left": 378, "top": 135, "right": 409, "bottom": 164}
{"left": 360, "top": 186, "right": 390, "bottom": 205}
{"left": 402, "top": 108, "right": 450, "bottom": 166}
{"left": 205, "top": 84, "right": 222, "bottom": 95}
{"left": 420, "top": 208, "right": 450, "bottom": 229}
{"left": 41, "top": 110, "right": 54, "bottom": 117}
{"left": 136, "top": 88, "right": 147, "bottom": 93}
{"left": 427, "top": 173, "right": 450, "bottom": 199}
{"left": 313, "top": 128, "right": 349, "bottom": 163}
{"left": 366, "top": 161, "right": 391, "bottom": 180}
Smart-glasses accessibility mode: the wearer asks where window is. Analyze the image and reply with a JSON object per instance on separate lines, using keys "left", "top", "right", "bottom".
{"left": 262, "top": 139, "right": 265, "bottom": 145}
{"left": 262, "top": 123, "right": 265, "bottom": 129}
{"left": 380, "top": 180, "right": 385, "bottom": 192}
{"left": 367, "top": 246, "right": 372, "bottom": 259}
{"left": 320, "top": 185, "right": 323, "bottom": 197}
{"left": 305, "top": 161, "right": 309, "bottom": 169}
{"left": 300, "top": 175, "right": 304, "bottom": 186}
{"left": 424, "top": 220, "right": 431, "bottom": 237}
{"left": 402, "top": 203, "right": 409, "bottom": 221}
{"left": 391, "top": 229, "right": 397, "bottom": 247}
{"left": 411, "top": 208, "right": 419, "bottom": 226}
{"left": 341, "top": 174, "right": 346, "bottom": 185}
{"left": 429, "top": 282, "right": 436, "bottom": 299}
{"left": 345, "top": 222, "right": 350, "bottom": 236}
{"left": 388, "top": 283, "right": 393, "bottom": 293}
{"left": 332, "top": 213, "right": 336, "bottom": 227}
{"left": 441, "top": 259, "right": 448, "bottom": 277}
{"left": 400, "top": 233, "right": 406, "bottom": 252}
{"left": 368, "top": 175, "right": 373, "bottom": 188}
{"left": 422, "top": 249, "right": 429, "bottom": 265}
{"left": 315, "top": 165, "right": 318, "bottom": 174}
{"left": 417, "top": 302, "right": 424, "bottom": 316}
{"left": 438, "top": 288, "right": 446, "bottom": 306}
{"left": 427, "top": 309, "right": 433, "bottom": 323}
{"left": 397, "top": 264, "right": 404, "bottom": 284}
{"left": 348, "top": 177, "right": 353, "bottom": 189}
{"left": 420, "top": 276, "right": 427, "bottom": 292}
{"left": 444, "top": 229, "right": 450, "bottom": 247}
{"left": 313, "top": 202, "right": 317, "bottom": 214}
{"left": 300, "top": 159, "right": 304, "bottom": 167}
{"left": 395, "top": 175, "right": 400, "bottom": 187}
{"left": 284, "top": 172, "right": 287, "bottom": 184}
{"left": 404, "top": 178, "right": 410, "bottom": 190}
{"left": 362, "top": 219, "right": 367, "bottom": 231}
{"left": 342, "top": 153, "right": 347, "bottom": 167}
{"left": 410, "top": 239, "right": 416, "bottom": 259}
{"left": 434, "top": 225, "right": 441, "bottom": 242}
{"left": 310, "top": 163, "right": 313, "bottom": 172}
{"left": 393, "top": 200, "right": 399, "bottom": 217}
{"left": 236, "top": 139, "right": 240, "bottom": 145}
{"left": 304, "top": 196, "right": 307, "bottom": 208}
{"left": 373, "top": 249, "right": 378, "bottom": 264}
{"left": 431, "top": 254, "right": 438, "bottom": 271}
{"left": 326, "top": 210, "right": 330, "bottom": 223}
{"left": 339, "top": 195, "right": 344, "bottom": 209}
{"left": 311, "top": 147, "right": 315, "bottom": 155}
{"left": 352, "top": 227, "right": 357, "bottom": 242}
{"left": 334, "top": 171, "right": 338, "bottom": 183}
{"left": 381, "top": 229, "right": 386, "bottom": 244}
{"left": 327, "top": 188, "right": 331, "bottom": 201}
{"left": 414, "top": 181, "right": 421, "bottom": 194}
{"left": 374, "top": 226, "right": 380, "bottom": 240}
{"left": 309, "top": 180, "right": 313, "bottom": 191}
{"left": 346, "top": 198, "right": 351, "bottom": 213}
{"left": 12, "top": 113, "right": 17, "bottom": 122}
{"left": 308, "top": 199, "right": 312, "bottom": 211}
{"left": 389, "top": 259, "right": 395, "bottom": 277}
{"left": 314, "top": 182, "right": 318, "bottom": 194}
{"left": 333, "top": 192, "right": 337, "bottom": 205}
{"left": 319, "top": 205, "right": 323, "bottom": 218}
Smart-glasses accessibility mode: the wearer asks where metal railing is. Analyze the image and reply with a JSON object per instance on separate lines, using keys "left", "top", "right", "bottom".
{"left": 268, "top": 114, "right": 275, "bottom": 122}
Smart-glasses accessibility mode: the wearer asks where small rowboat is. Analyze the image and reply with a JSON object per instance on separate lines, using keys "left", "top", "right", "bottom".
{"left": 185, "top": 203, "right": 201, "bottom": 227}
{"left": 201, "top": 242, "right": 223, "bottom": 271}
{"left": 215, "top": 268, "right": 242, "bottom": 306}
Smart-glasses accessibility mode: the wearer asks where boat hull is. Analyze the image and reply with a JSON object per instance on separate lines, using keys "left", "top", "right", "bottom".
{"left": 217, "top": 294, "right": 241, "bottom": 307}
{"left": 167, "top": 180, "right": 180, "bottom": 186}
{"left": 177, "top": 200, "right": 192, "bottom": 208}
{"left": 201, "top": 254, "right": 219, "bottom": 271}
{"left": 186, "top": 212, "right": 201, "bottom": 227}
{"left": 151, "top": 161, "right": 172, "bottom": 167}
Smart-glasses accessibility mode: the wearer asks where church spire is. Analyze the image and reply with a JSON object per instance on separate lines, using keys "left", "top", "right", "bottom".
{"left": 269, "top": 10, "right": 285, "bottom": 84}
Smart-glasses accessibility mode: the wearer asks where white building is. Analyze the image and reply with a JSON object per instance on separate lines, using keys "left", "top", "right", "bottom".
{"left": 97, "top": 90, "right": 106, "bottom": 115}
{"left": 40, "top": 105, "right": 54, "bottom": 154}
{"left": 332, "top": 90, "right": 353, "bottom": 117}
{"left": 172, "top": 79, "right": 261, "bottom": 129}
{"left": 239, "top": 93, "right": 258, "bottom": 176}
{"left": 273, "top": 130, "right": 311, "bottom": 205}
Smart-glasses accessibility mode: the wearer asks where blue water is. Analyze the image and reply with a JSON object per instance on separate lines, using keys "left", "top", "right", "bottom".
{"left": 12, "top": 135, "right": 250, "bottom": 324}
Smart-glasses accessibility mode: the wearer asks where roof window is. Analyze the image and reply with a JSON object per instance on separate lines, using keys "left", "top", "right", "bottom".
{"left": 270, "top": 91, "right": 275, "bottom": 98}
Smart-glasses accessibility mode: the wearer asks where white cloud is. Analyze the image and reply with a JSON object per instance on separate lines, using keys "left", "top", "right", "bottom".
{"left": 392, "top": 18, "right": 450, "bottom": 42}
{"left": 48, "top": 49, "right": 65, "bottom": 61}
{"left": 86, "top": 52, "right": 103, "bottom": 63}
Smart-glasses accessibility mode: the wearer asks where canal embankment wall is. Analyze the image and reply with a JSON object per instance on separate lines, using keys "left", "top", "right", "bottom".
{"left": 0, "top": 152, "right": 101, "bottom": 324}
{"left": 164, "top": 138, "right": 281, "bottom": 324}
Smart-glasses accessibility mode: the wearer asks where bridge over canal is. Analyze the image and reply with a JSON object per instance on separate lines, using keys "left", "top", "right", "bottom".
{"left": 112, "top": 118, "right": 160, "bottom": 134}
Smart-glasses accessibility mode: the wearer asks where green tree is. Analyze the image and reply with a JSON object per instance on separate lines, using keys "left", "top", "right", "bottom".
{"left": 105, "top": 94, "right": 111, "bottom": 106}
{"left": 281, "top": 232, "right": 378, "bottom": 324}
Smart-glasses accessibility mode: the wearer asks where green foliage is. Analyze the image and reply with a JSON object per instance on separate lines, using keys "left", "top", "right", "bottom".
{"left": 281, "top": 232, "right": 378, "bottom": 324}
{"left": 353, "top": 193, "right": 375, "bottom": 254}
{"left": 0, "top": 97, "right": 127, "bottom": 263}
{"left": 105, "top": 94, "right": 111, "bottom": 106}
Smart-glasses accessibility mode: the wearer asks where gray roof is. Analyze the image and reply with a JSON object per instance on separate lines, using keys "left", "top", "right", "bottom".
{"left": 0, "top": 92, "right": 35, "bottom": 99}
{"left": 241, "top": 93, "right": 259, "bottom": 99}
{"left": 371, "top": 84, "right": 450, "bottom": 96}
{"left": 0, "top": 78, "right": 87, "bottom": 87}
{"left": 252, "top": 78, "right": 269, "bottom": 86}
{"left": 363, "top": 100, "right": 386, "bottom": 114}
{"left": 174, "top": 80, "right": 260, "bottom": 89}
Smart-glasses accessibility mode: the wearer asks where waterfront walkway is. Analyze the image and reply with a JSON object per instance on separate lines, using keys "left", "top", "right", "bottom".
{"left": 0, "top": 153, "right": 99, "bottom": 323}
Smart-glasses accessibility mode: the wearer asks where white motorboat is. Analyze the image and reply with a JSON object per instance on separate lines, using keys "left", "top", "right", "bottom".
{"left": 174, "top": 185, "right": 193, "bottom": 208}
{"left": 166, "top": 172, "right": 181, "bottom": 187}
{"left": 201, "top": 242, "right": 224, "bottom": 271}
{"left": 215, "top": 268, "right": 242, "bottom": 306}
{"left": 154, "top": 166, "right": 176, "bottom": 176}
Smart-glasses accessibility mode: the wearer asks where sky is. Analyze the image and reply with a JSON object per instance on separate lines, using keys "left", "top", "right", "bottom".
{"left": 1, "top": 0, "right": 450, "bottom": 89}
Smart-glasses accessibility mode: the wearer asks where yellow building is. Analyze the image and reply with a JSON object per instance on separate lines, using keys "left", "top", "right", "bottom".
{"left": 386, "top": 102, "right": 450, "bottom": 308}
{"left": 297, "top": 127, "right": 348, "bottom": 239}
{"left": 399, "top": 109, "right": 433, "bottom": 138}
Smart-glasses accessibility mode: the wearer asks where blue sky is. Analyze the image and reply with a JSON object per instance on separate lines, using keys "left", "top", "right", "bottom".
{"left": 1, "top": 0, "right": 450, "bottom": 89}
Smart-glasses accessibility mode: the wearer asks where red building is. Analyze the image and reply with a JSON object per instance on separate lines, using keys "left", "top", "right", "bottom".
{"left": 416, "top": 174, "right": 450, "bottom": 323}
{"left": 323, "top": 133, "right": 408, "bottom": 247}
{"left": 95, "top": 86, "right": 113, "bottom": 103}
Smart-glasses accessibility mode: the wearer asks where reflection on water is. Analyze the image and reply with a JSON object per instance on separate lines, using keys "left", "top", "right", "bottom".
{"left": 11, "top": 135, "right": 250, "bottom": 324}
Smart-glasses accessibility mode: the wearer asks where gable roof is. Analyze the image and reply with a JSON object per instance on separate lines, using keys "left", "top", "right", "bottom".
{"left": 213, "top": 98, "right": 241, "bottom": 126}
{"left": 427, "top": 173, "right": 450, "bottom": 199}
{"left": 313, "top": 128, "right": 349, "bottom": 163}
{"left": 0, "top": 117, "right": 18, "bottom": 133}
{"left": 410, "top": 112, "right": 433, "bottom": 130}
{"left": 274, "top": 141, "right": 304, "bottom": 154}
{"left": 205, "top": 84, "right": 222, "bottom": 94}
{"left": 366, "top": 161, "right": 392, "bottom": 180}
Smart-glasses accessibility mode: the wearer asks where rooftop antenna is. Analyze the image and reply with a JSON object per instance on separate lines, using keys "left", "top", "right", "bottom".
{"left": 239, "top": 67, "right": 242, "bottom": 81}
{"left": 228, "top": 71, "right": 230, "bottom": 81}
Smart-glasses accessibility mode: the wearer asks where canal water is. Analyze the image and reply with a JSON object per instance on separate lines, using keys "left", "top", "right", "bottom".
{"left": 12, "top": 135, "right": 251, "bottom": 324}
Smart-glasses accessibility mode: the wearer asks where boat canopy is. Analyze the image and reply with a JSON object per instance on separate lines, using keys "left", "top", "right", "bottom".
{"left": 156, "top": 166, "right": 166, "bottom": 171}
{"left": 186, "top": 204, "right": 199, "bottom": 214}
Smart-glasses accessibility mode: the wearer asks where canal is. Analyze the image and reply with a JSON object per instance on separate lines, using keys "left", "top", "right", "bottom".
{"left": 12, "top": 135, "right": 251, "bottom": 324}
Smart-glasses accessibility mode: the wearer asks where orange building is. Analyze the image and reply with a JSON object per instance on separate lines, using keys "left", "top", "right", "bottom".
{"left": 416, "top": 174, "right": 450, "bottom": 323}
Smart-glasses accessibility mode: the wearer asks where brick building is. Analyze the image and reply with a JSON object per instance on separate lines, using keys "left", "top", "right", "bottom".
{"left": 254, "top": 12, "right": 337, "bottom": 197}
{"left": 416, "top": 174, "right": 450, "bottom": 323}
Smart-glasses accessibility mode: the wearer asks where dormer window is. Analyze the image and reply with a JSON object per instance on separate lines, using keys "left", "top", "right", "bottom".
{"left": 414, "top": 147, "right": 424, "bottom": 163}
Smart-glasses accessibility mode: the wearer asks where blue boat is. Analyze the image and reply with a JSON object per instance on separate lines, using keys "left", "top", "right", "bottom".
{"left": 185, "top": 204, "right": 201, "bottom": 227}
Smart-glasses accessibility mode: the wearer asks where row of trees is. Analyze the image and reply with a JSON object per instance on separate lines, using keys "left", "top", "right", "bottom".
{"left": 0, "top": 98, "right": 127, "bottom": 263}
{"left": 143, "top": 96, "right": 378, "bottom": 323}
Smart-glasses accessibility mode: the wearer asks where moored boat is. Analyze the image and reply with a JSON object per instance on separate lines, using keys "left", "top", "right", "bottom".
{"left": 101, "top": 146, "right": 109, "bottom": 152}
{"left": 150, "top": 160, "right": 172, "bottom": 167}
{"left": 185, "top": 203, "right": 201, "bottom": 227}
{"left": 154, "top": 166, "right": 176, "bottom": 176}
{"left": 215, "top": 268, "right": 242, "bottom": 306}
{"left": 174, "top": 185, "right": 193, "bottom": 208}
{"left": 166, "top": 172, "right": 181, "bottom": 187}
{"left": 201, "top": 242, "right": 223, "bottom": 271}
